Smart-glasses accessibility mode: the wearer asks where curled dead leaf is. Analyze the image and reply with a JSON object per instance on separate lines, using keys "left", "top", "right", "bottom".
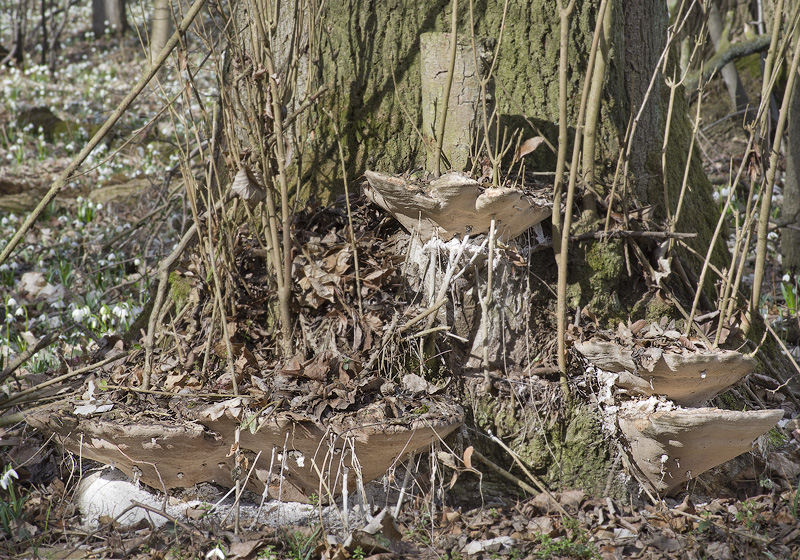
{"left": 516, "top": 136, "right": 545, "bottom": 160}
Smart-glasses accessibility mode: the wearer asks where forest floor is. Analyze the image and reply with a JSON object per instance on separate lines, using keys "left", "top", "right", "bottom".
{"left": 2, "top": 7, "right": 800, "bottom": 560}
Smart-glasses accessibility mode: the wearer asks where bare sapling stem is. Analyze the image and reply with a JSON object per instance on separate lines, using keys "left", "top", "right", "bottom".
{"left": 262, "top": 43, "right": 295, "bottom": 356}
{"left": 552, "top": 0, "right": 576, "bottom": 390}
{"left": 556, "top": 0, "right": 610, "bottom": 401}
{"left": 469, "top": 0, "right": 510, "bottom": 186}
{"left": 581, "top": 0, "right": 613, "bottom": 222}
{"left": 750, "top": 22, "right": 800, "bottom": 319}
{"left": 435, "top": 0, "right": 458, "bottom": 177}
{"left": 327, "top": 109, "right": 364, "bottom": 316}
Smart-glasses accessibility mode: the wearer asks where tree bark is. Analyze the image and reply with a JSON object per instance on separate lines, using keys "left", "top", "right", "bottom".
{"left": 782, "top": 69, "right": 800, "bottom": 272}
{"left": 92, "top": 0, "right": 127, "bottom": 37}
{"left": 225, "top": 0, "right": 729, "bottom": 497}
{"left": 149, "top": 0, "right": 172, "bottom": 63}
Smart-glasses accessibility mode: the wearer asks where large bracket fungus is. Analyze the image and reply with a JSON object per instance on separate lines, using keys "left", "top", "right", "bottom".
{"left": 364, "top": 170, "right": 551, "bottom": 242}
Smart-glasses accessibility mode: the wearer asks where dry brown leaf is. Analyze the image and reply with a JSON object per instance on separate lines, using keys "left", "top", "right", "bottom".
{"left": 463, "top": 446, "right": 475, "bottom": 471}
{"left": 516, "top": 136, "right": 545, "bottom": 159}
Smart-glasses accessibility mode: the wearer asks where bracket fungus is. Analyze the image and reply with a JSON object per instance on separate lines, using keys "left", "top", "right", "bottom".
{"left": 575, "top": 340, "right": 757, "bottom": 407}
{"left": 576, "top": 337, "right": 783, "bottom": 494}
{"left": 24, "top": 397, "right": 462, "bottom": 502}
{"left": 619, "top": 404, "right": 784, "bottom": 493}
{"left": 363, "top": 170, "right": 551, "bottom": 242}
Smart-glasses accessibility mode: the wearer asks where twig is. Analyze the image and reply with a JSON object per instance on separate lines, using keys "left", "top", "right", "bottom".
{"left": 399, "top": 299, "right": 449, "bottom": 333}
{"left": 487, "top": 431, "right": 569, "bottom": 518}
{"left": 435, "top": 0, "right": 458, "bottom": 176}
{"left": 471, "top": 449, "right": 538, "bottom": 496}
{"left": 0, "top": 351, "right": 128, "bottom": 408}
{"left": 0, "top": 332, "right": 59, "bottom": 385}
{"left": 571, "top": 230, "right": 696, "bottom": 242}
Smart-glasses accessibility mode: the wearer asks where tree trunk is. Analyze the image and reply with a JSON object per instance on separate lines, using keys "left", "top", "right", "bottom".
{"left": 782, "top": 71, "right": 800, "bottom": 272}
{"left": 149, "top": 0, "right": 171, "bottom": 63}
{"left": 92, "top": 0, "right": 127, "bottom": 37}
{"left": 225, "top": 0, "right": 728, "bottom": 496}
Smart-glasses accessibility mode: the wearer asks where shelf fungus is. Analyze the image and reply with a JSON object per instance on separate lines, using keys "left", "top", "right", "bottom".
{"left": 575, "top": 339, "right": 757, "bottom": 407}
{"left": 577, "top": 337, "right": 783, "bottom": 495}
{"left": 24, "top": 397, "right": 462, "bottom": 503}
{"left": 363, "top": 170, "right": 551, "bottom": 242}
{"left": 618, "top": 403, "right": 783, "bottom": 493}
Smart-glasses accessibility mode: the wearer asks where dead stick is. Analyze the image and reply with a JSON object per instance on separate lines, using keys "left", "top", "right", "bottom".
{"left": 488, "top": 432, "right": 570, "bottom": 518}
{"left": 0, "top": 0, "right": 207, "bottom": 267}
{"left": 571, "top": 230, "right": 697, "bottom": 242}
{"left": 0, "top": 351, "right": 128, "bottom": 408}
{"left": 471, "top": 449, "right": 538, "bottom": 496}
{"left": 0, "top": 332, "right": 59, "bottom": 384}
{"left": 399, "top": 298, "right": 449, "bottom": 333}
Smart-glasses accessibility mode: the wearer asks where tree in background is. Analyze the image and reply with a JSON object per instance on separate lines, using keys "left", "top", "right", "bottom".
{"left": 92, "top": 0, "right": 128, "bottom": 38}
{"left": 148, "top": 0, "right": 171, "bottom": 63}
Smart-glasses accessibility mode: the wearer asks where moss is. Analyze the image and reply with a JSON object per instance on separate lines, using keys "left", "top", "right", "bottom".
{"left": 472, "top": 392, "right": 619, "bottom": 497}
{"left": 735, "top": 53, "right": 763, "bottom": 80}
{"left": 169, "top": 271, "right": 191, "bottom": 312}
{"left": 567, "top": 239, "right": 626, "bottom": 322}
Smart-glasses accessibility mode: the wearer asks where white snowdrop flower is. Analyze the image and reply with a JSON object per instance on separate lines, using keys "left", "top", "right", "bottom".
{"left": 205, "top": 548, "right": 225, "bottom": 559}
{"left": 1, "top": 217, "right": 8, "bottom": 226}
{"left": 8, "top": 214, "right": 17, "bottom": 222}
{"left": 15, "top": 307, "right": 24, "bottom": 317}
{"left": 660, "top": 454, "right": 669, "bottom": 464}
{"left": 6, "top": 297, "right": 16, "bottom": 308}
{"left": 89, "top": 317, "right": 98, "bottom": 329}
{"left": 38, "top": 313, "right": 47, "bottom": 323}
{"left": 76, "top": 196, "right": 83, "bottom": 203}
{"left": 106, "top": 252, "right": 116, "bottom": 261}
{"left": 112, "top": 305, "right": 129, "bottom": 320}
{"left": 134, "top": 258, "right": 141, "bottom": 267}
{"left": 72, "top": 306, "right": 90, "bottom": 322}
{"left": 768, "top": 231, "right": 778, "bottom": 241}
{"left": 0, "top": 468, "right": 18, "bottom": 490}
{"left": 0, "top": 264, "right": 9, "bottom": 272}
{"left": 95, "top": 203, "right": 103, "bottom": 211}
{"left": 783, "top": 274, "right": 791, "bottom": 283}
{"left": 9, "top": 262, "right": 18, "bottom": 270}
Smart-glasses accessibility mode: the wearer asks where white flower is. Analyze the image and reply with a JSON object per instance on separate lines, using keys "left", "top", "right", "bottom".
{"left": 768, "top": 231, "right": 778, "bottom": 241}
{"left": 6, "top": 297, "right": 16, "bottom": 308}
{"left": 95, "top": 203, "right": 103, "bottom": 211}
{"left": 15, "top": 307, "right": 24, "bottom": 317}
{"left": 0, "top": 467, "right": 18, "bottom": 490}
{"left": 134, "top": 258, "right": 141, "bottom": 267}
{"left": 205, "top": 548, "right": 225, "bottom": 559}
{"left": 106, "top": 252, "right": 115, "bottom": 261}
{"left": 72, "top": 306, "right": 90, "bottom": 322}
{"left": 112, "top": 305, "right": 129, "bottom": 320}
{"left": 783, "top": 274, "right": 791, "bottom": 283}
